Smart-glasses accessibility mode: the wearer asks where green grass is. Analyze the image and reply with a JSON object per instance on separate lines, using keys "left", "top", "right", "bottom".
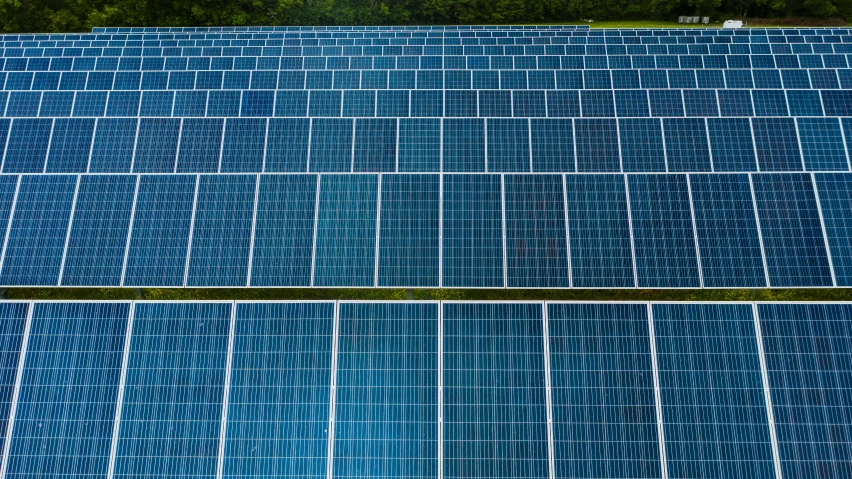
{"left": 583, "top": 20, "right": 716, "bottom": 28}
{"left": 7, "top": 287, "right": 852, "bottom": 302}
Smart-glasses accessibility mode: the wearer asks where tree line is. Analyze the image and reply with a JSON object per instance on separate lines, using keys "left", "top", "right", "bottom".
{"left": 0, "top": 0, "right": 847, "bottom": 34}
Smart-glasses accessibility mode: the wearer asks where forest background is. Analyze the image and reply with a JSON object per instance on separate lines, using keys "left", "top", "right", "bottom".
{"left": 0, "top": 0, "right": 848, "bottom": 34}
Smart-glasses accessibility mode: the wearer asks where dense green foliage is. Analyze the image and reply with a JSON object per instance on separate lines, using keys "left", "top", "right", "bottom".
{"left": 0, "top": 0, "right": 847, "bottom": 34}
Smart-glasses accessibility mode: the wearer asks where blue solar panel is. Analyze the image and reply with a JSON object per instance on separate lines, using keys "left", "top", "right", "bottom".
{"left": 619, "top": 118, "right": 665, "bottom": 172}
{"left": 796, "top": 118, "right": 848, "bottom": 172}
{"left": 627, "top": 174, "right": 700, "bottom": 288}
{"left": 753, "top": 118, "right": 803, "bottom": 172}
{"left": 123, "top": 174, "right": 195, "bottom": 286}
{"left": 751, "top": 173, "right": 833, "bottom": 287}
{"left": 6, "top": 302, "right": 129, "bottom": 478}
{"left": 378, "top": 174, "right": 439, "bottom": 287}
{"left": 90, "top": 118, "right": 136, "bottom": 173}
{"left": 706, "top": 118, "right": 758, "bottom": 172}
{"left": 487, "top": 119, "right": 530, "bottom": 173}
{"left": 575, "top": 119, "right": 619, "bottom": 172}
{"left": 813, "top": 173, "right": 852, "bottom": 286}
{"left": 46, "top": 118, "right": 94, "bottom": 173}
{"left": 564, "top": 176, "right": 634, "bottom": 288}
{"left": 443, "top": 119, "right": 484, "bottom": 173}
{"left": 653, "top": 303, "right": 777, "bottom": 479}
{"left": 134, "top": 118, "right": 180, "bottom": 173}
{"left": 114, "top": 302, "right": 230, "bottom": 479}
{"left": 3, "top": 119, "right": 50, "bottom": 173}
{"left": 61, "top": 175, "right": 136, "bottom": 286}
{"left": 0, "top": 175, "right": 76, "bottom": 286}
{"left": 530, "top": 119, "right": 573, "bottom": 172}
{"left": 177, "top": 118, "right": 224, "bottom": 173}
{"left": 334, "top": 302, "right": 437, "bottom": 479}
{"left": 267, "top": 118, "right": 309, "bottom": 172}
{"left": 757, "top": 303, "right": 852, "bottom": 479}
{"left": 398, "top": 118, "right": 440, "bottom": 173}
{"left": 354, "top": 119, "right": 395, "bottom": 172}
{"left": 504, "top": 174, "right": 569, "bottom": 288}
{"left": 443, "top": 302, "right": 549, "bottom": 479}
{"left": 689, "top": 173, "right": 767, "bottom": 287}
{"left": 663, "top": 118, "right": 711, "bottom": 172}
{"left": 249, "top": 174, "right": 316, "bottom": 287}
{"left": 548, "top": 303, "right": 661, "bottom": 478}
{"left": 187, "top": 174, "right": 256, "bottom": 287}
{"left": 441, "top": 174, "right": 503, "bottom": 288}
{"left": 310, "top": 118, "right": 353, "bottom": 173}
{"left": 224, "top": 302, "right": 333, "bottom": 478}
{"left": 0, "top": 302, "right": 27, "bottom": 455}
{"left": 313, "top": 174, "right": 378, "bottom": 287}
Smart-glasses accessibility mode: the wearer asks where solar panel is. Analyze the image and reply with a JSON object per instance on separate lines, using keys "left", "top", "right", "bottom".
{"left": 114, "top": 302, "right": 231, "bottom": 478}
{"left": 652, "top": 303, "right": 777, "bottom": 479}
{"left": 224, "top": 302, "right": 333, "bottom": 478}
{"left": 334, "top": 302, "right": 438, "bottom": 479}
{"left": 6, "top": 302, "right": 129, "bottom": 478}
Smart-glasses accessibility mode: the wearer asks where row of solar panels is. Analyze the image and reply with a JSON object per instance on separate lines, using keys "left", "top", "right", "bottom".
{"left": 7, "top": 69, "right": 852, "bottom": 93}
{"left": 9, "top": 35, "right": 852, "bottom": 50}
{"left": 8, "top": 52, "right": 852, "bottom": 71}
{"left": 1, "top": 116, "right": 849, "bottom": 173}
{"left": 0, "top": 300, "right": 847, "bottom": 479}
{"left": 0, "top": 172, "right": 847, "bottom": 288}
{"left": 9, "top": 41, "right": 852, "bottom": 56}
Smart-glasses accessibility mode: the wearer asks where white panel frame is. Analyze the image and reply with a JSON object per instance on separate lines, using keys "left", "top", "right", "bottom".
{"left": 0, "top": 301, "right": 33, "bottom": 479}
{"left": 57, "top": 175, "right": 81, "bottom": 286}
{"left": 646, "top": 303, "right": 669, "bottom": 479}
{"left": 182, "top": 175, "right": 201, "bottom": 287}
{"left": 751, "top": 303, "right": 785, "bottom": 479}
{"left": 119, "top": 175, "right": 140, "bottom": 287}
{"left": 685, "top": 174, "right": 705, "bottom": 288}
{"left": 215, "top": 301, "right": 237, "bottom": 479}
{"left": 0, "top": 176, "right": 22, "bottom": 277}
{"left": 541, "top": 303, "right": 556, "bottom": 479}
{"left": 811, "top": 172, "right": 838, "bottom": 287}
{"left": 106, "top": 301, "right": 135, "bottom": 479}
{"left": 325, "top": 301, "right": 341, "bottom": 479}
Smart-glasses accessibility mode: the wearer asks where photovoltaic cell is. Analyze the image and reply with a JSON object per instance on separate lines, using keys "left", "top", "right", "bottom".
{"left": 796, "top": 118, "right": 848, "bottom": 172}
{"left": 548, "top": 303, "right": 660, "bottom": 479}
{"left": 249, "top": 174, "right": 316, "bottom": 287}
{"left": 123, "top": 174, "right": 195, "bottom": 287}
{"left": 224, "top": 302, "right": 333, "bottom": 479}
{"left": 133, "top": 118, "right": 180, "bottom": 173}
{"left": 689, "top": 174, "right": 767, "bottom": 287}
{"left": 757, "top": 303, "right": 852, "bottom": 479}
{"left": 564, "top": 174, "right": 635, "bottom": 288}
{"left": 0, "top": 175, "right": 77, "bottom": 286}
{"left": 3, "top": 119, "right": 51, "bottom": 173}
{"left": 114, "top": 302, "right": 231, "bottom": 479}
{"left": 378, "top": 174, "right": 439, "bottom": 287}
{"left": 0, "top": 302, "right": 28, "bottom": 454}
{"left": 187, "top": 174, "right": 256, "bottom": 287}
{"left": 354, "top": 119, "right": 396, "bottom": 173}
{"left": 663, "top": 118, "right": 711, "bottom": 172}
{"left": 627, "top": 174, "right": 700, "bottom": 288}
{"left": 751, "top": 173, "right": 833, "bottom": 287}
{"left": 653, "top": 303, "right": 776, "bottom": 479}
{"left": 334, "top": 302, "right": 438, "bottom": 479}
{"left": 504, "top": 174, "right": 569, "bottom": 288}
{"left": 313, "top": 174, "right": 378, "bottom": 287}
{"left": 61, "top": 174, "right": 136, "bottom": 286}
{"left": 441, "top": 174, "right": 503, "bottom": 288}
{"left": 6, "top": 302, "right": 129, "bottom": 479}
{"left": 177, "top": 118, "right": 224, "bottom": 173}
{"left": 814, "top": 173, "right": 852, "bottom": 285}
{"left": 443, "top": 302, "right": 549, "bottom": 479}
{"left": 753, "top": 118, "right": 803, "bottom": 172}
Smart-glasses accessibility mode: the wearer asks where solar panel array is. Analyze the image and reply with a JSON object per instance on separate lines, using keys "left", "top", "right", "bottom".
{"left": 0, "top": 300, "right": 847, "bottom": 479}
{"left": 0, "top": 25, "right": 851, "bottom": 288}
